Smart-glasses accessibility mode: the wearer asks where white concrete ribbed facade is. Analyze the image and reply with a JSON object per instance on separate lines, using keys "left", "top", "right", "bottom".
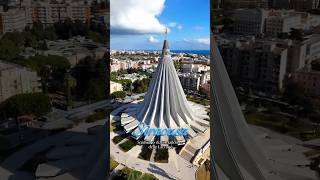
{"left": 137, "top": 40, "right": 204, "bottom": 130}
{"left": 118, "top": 38, "right": 209, "bottom": 140}
{"left": 210, "top": 39, "right": 283, "bottom": 180}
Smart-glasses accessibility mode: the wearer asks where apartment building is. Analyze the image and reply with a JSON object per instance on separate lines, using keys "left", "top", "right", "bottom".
{"left": 305, "top": 34, "right": 320, "bottom": 61}
{"left": 110, "top": 81, "right": 123, "bottom": 94}
{"left": 232, "top": 8, "right": 268, "bottom": 35}
{"left": 233, "top": 0, "right": 268, "bottom": 8}
{"left": 23, "top": 0, "right": 91, "bottom": 25}
{"left": 178, "top": 73, "right": 201, "bottom": 91}
{"left": 0, "top": 61, "right": 42, "bottom": 103}
{"left": 0, "top": 7, "right": 26, "bottom": 33}
{"left": 182, "top": 64, "right": 210, "bottom": 73}
{"left": 291, "top": 65, "right": 320, "bottom": 97}
{"left": 219, "top": 38, "right": 288, "bottom": 93}
{"left": 273, "top": 0, "right": 319, "bottom": 11}
{"left": 265, "top": 13, "right": 301, "bottom": 37}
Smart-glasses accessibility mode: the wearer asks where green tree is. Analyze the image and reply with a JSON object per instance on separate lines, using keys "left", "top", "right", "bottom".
{"left": 85, "top": 78, "right": 106, "bottom": 102}
{"left": 64, "top": 72, "right": 77, "bottom": 109}
{"left": 133, "top": 78, "right": 150, "bottom": 93}
{"left": 174, "top": 61, "right": 183, "bottom": 70}
{"left": 72, "top": 57, "right": 107, "bottom": 102}
{"left": 111, "top": 91, "right": 126, "bottom": 99}
{"left": 1, "top": 93, "right": 51, "bottom": 118}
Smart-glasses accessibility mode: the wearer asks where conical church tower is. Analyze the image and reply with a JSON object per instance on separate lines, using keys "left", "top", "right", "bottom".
{"left": 120, "top": 30, "right": 209, "bottom": 140}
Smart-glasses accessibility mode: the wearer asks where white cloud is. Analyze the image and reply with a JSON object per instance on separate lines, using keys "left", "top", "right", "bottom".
{"left": 148, "top": 36, "right": 159, "bottom": 43}
{"left": 193, "top": 26, "right": 204, "bottom": 30}
{"left": 168, "top": 22, "right": 177, "bottom": 28}
{"left": 195, "top": 38, "right": 210, "bottom": 45}
{"left": 168, "top": 22, "right": 182, "bottom": 30}
{"left": 110, "top": 0, "right": 167, "bottom": 34}
{"left": 183, "top": 38, "right": 191, "bottom": 42}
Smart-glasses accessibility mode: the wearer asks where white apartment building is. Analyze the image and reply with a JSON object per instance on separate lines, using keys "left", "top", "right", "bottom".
{"left": 110, "top": 81, "right": 123, "bottom": 94}
{"left": 0, "top": 8, "right": 26, "bottom": 33}
{"left": 182, "top": 64, "right": 210, "bottom": 73}
{"left": 117, "top": 73, "right": 147, "bottom": 82}
{"left": 266, "top": 14, "right": 301, "bottom": 37}
{"left": 111, "top": 63, "right": 121, "bottom": 72}
{"left": 219, "top": 38, "right": 288, "bottom": 93}
{"left": 305, "top": 34, "right": 320, "bottom": 61}
{"left": 0, "top": 61, "right": 41, "bottom": 103}
{"left": 178, "top": 73, "right": 201, "bottom": 91}
{"left": 23, "top": 0, "right": 91, "bottom": 25}
{"left": 233, "top": 8, "right": 268, "bottom": 35}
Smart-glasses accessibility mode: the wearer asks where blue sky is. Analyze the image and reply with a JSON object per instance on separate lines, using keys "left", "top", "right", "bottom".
{"left": 110, "top": 0, "right": 210, "bottom": 50}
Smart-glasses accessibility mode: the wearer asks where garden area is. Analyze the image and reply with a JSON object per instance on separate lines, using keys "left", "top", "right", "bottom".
{"left": 154, "top": 148, "right": 169, "bottom": 163}
{"left": 85, "top": 110, "right": 108, "bottom": 123}
{"left": 111, "top": 167, "right": 158, "bottom": 180}
{"left": 187, "top": 96, "right": 210, "bottom": 106}
{"left": 119, "top": 138, "right": 137, "bottom": 152}
{"left": 138, "top": 145, "right": 153, "bottom": 161}
{"left": 112, "top": 134, "right": 127, "bottom": 144}
{"left": 111, "top": 121, "right": 123, "bottom": 133}
{"left": 110, "top": 159, "right": 119, "bottom": 172}
{"left": 245, "top": 112, "right": 320, "bottom": 141}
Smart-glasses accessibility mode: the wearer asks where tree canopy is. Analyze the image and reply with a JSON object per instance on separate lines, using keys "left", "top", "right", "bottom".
{"left": 111, "top": 91, "right": 126, "bottom": 99}
{"left": 133, "top": 78, "right": 150, "bottom": 93}
{"left": 1, "top": 93, "right": 51, "bottom": 118}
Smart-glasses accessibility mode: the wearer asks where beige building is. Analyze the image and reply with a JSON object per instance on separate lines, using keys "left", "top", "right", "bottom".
{"left": 0, "top": 8, "right": 26, "bottom": 34}
{"left": 266, "top": 14, "right": 301, "bottom": 37}
{"left": 232, "top": 8, "right": 268, "bottom": 35}
{"left": 178, "top": 73, "right": 201, "bottom": 91}
{"left": 110, "top": 81, "right": 123, "bottom": 94}
{"left": 219, "top": 38, "right": 288, "bottom": 93}
{"left": 291, "top": 66, "right": 320, "bottom": 97}
{"left": 182, "top": 64, "right": 210, "bottom": 73}
{"left": 23, "top": 0, "right": 91, "bottom": 25}
{"left": 0, "top": 61, "right": 41, "bottom": 103}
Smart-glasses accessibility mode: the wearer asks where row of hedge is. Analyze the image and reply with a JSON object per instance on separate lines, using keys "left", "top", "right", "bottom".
{"left": 119, "top": 139, "right": 137, "bottom": 152}
{"left": 138, "top": 145, "right": 152, "bottom": 161}
{"left": 154, "top": 148, "right": 168, "bottom": 163}
{"left": 115, "top": 167, "right": 158, "bottom": 180}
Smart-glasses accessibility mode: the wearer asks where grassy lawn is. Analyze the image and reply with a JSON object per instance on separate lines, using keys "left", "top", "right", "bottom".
{"left": 119, "top": 138, "right": 137, "bottom": 152}
{"left": 138, "top": 145, "right": 153, "bottom": 161}
{"left": 304, "top": 149, "right": 320, "bottom": 157}
{"left": 137, "top": 96, "right": 144, "bottom": 100}
{"left": 110, "top": 159, "right": 119, "bottom": 171}
{"left": 140, "top": 173, "right": 158, "bottom": 180}
{"left": 154, "top": 148, "right": 168, "bottom": 163}
{"left": 111, "top": 121, "right": 123, "bottom": 133}
{"left": 112, "top": 135, "right": 127, "bottom": 144}
{"left": 85, "top": 111, "right": 107, "bottom": 123}
{"left": 110, "top": 123, "right": 116, "bottom": 132}
{"left": 245, "top": 112, "right": 320, "bottom": 141}
{"left": 187, "top": 96, "right": 209, "bottom": 106}
{"left": 114, "top": 167, "right": 158, "bottom": 180}
{"left": 196, "top": 160, "right": 210, "bottom": 180}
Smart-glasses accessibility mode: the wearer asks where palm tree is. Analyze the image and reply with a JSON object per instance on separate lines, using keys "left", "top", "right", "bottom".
{"left": 64, "top": 71, "right": 77, "bottom": 110}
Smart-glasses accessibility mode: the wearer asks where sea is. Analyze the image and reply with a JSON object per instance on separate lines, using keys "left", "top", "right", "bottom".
{"left": 171, "top": 50, "right": 210, "bottom": 56}
{"left": 143, "top": 50, "right": 210, "bottom": 56}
